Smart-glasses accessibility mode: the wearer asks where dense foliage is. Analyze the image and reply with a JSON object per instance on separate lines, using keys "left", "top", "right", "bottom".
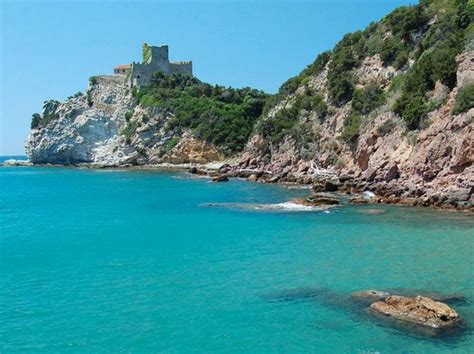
{"left": 453, "top": 83, "right": 474, "bottom": 114}
{"left": 135, "top": 72, "right": 268, "bottom": 154}
{"left": 340, "top": 82, "right": 386, "bottom": 142}
{"left": 393, "top": 0, "right": 472, "bottom": 129}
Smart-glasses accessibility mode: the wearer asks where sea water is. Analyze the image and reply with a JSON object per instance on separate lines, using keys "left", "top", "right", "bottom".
{"left": 1, "top": 161, "right": 473, "bottom": 352}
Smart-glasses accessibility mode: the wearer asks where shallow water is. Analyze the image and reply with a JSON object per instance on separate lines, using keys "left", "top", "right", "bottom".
{"left": 1, "top": 165, "right": 473, "bottom": 352}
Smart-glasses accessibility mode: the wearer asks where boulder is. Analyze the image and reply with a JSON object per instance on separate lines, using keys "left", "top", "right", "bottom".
{"left": 364, "top": 168, "right": 377, "bottom": 182}
{"left": 218, "top": 163, "right": 231, "bottom": 174}
{"left": 212, "top": 174, "right": 229, "bottom": 182}
{"left": 291, "top": 193, "right": 340, "bottom": 206}
{"left": 348, "top": 196, "right": 368, "bottom": 204}
{"left": 384, "top": 164, "right": 399, "bottom": 182}
{"left": 248, "top": 174, "right": 258, "bottom": 182}
{"left": 370, "top": 295, "right": 460, "bottom": 329}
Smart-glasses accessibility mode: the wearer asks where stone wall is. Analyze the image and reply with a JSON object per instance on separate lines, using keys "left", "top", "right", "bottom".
{"left": 129, "top": 45, "right": 193, "bottom": 88}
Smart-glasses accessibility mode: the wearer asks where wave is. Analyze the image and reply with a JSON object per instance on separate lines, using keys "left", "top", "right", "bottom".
{"left": 200, "top": 201, "right": 334, "bottom": 213}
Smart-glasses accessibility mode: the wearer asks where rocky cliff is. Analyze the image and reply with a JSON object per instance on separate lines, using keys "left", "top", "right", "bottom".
{"left": 26, "top": 76, "right": 223, "bottom": 166}
{"left": 25, "top": 0, "right": 473, "bottom": 209}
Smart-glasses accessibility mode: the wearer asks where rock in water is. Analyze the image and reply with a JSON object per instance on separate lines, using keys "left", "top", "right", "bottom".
{"left": 370, "top": 295, "right": 460, "bottom": 329}
{"left": 291, "top": 193, "right": 339, "bottom": 206}
{"left": 212, "top": 174, "right": 229, "bottom": 182}
{"left": 351, "top": 289, "right": 390, "bottom": 304}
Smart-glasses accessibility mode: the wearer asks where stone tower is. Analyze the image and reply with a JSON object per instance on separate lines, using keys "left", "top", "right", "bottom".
{"left": 121, "top": 43, "right": 192, "bottom": 88}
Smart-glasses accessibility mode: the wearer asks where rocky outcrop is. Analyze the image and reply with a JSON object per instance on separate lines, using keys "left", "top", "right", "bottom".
{"left": 25, "top": 76, "right": 135, "bottom": 165}
{"left": 370, "top": 295, "right": 460, "bottom": 329}
{"left": 160, "top": 133, "right": 223, "bottom": 164}
{"left": 25, "top": 76, "right": 224, "bottom": 167}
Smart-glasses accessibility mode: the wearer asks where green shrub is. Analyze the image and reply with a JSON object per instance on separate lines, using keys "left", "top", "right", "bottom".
{"left": 380, "top": 38, "right": 409, "bottom": 69}
{"left": 453, "top": 83, "right": 474, "bottom": 114}
{"left": 327, "top": 44, "right": 357, "bottom": 105}
{"left": 165, "top": 136, "right": 179, "bottom": 151}
{"left": 122, "top": 121, "right": 138, "bottom": 144}
{"left": 89, "top": 76, "right": 98, "bottom": 85}
{"left": 385, "top": 5, "right": 429, "bottom": 40}
{"left": 124, "top": 111, "right": 133, "bottom": 122}
{"left": 340, "top": 113, "right": 362, "bottom": 142}
{"left": 31, "top": 113, "right": 41, "bottom": 129}
{"left": 258, "top": 104, "right": 300, "bottom": 145}
{"left": 312, "top": 94, "right": 328, "bottom": 120}
{"left": 351, "top": 82, "right": 386, "bottom": 115}
{"left": 394, "top": 94, "right": 427, "bottom": 130}
{"left": 67, "top": 92, "right": 83, "bottom": 100}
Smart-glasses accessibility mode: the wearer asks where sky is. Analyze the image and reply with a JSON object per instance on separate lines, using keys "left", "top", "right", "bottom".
{"left": 0, "top": 0, "right": 417, "bottom": 155}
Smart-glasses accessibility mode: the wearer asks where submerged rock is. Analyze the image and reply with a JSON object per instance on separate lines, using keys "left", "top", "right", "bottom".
{"left": 356, "top": 209, "right": 386, "bottom": 215}
{"left": 370, "top": 295, "right": 460, "bottom": 329}
{"left": 266, "top": 287, "right": 466, "bottom": 338}
{"left": 351, "top": 289, "right": 390, "bottom": 304}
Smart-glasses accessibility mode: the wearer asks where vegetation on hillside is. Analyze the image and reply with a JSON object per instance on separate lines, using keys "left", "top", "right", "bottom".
{"left": 453, "top": 82, "right": 474, "bottom": 114}
{"left": 258, "top": 0, "right": 473, "bottom": 148}
{"left": 135, "top": 72, "right": 268, "bottom": 154}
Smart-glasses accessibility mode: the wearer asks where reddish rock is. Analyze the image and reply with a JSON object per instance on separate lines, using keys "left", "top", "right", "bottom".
{"left": 370, "top": 295, "right": 460, "bottom": 329}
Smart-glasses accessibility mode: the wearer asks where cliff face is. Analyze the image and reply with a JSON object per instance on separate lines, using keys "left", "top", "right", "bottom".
{"left": 25, "top": 76, "right": 222, "bottom": 166}
{"left": 26, "top": 76, "right": 134, "bottom": 165}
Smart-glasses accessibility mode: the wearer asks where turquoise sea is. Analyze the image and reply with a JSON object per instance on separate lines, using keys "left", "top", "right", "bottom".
{"left": 1, "top": 157, "right": 473, "bottom": 353}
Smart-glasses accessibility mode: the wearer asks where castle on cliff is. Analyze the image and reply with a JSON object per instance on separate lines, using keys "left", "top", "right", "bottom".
{"left": 113, "top": 44, "right": 192, "bottom": 87}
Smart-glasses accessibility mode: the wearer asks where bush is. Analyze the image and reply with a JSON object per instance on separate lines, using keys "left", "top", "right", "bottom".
{"left": 31, "top": 113, "right": 41, "bottom": 129}
{"left": 327, "top": 45, "right": 357, "bottom": 105}
{"left": 351, "top": 82, "right": 386, "bottom": 115}
{"left": 312, "top": 94, "right": 328, "bottom": 120}
{"left": 394, "top": 94, "right": 427, "bottom": 130}
{"left": 385, "top": 5, "right": 428, "bottom": 40}
{"left": 67, "top": 92, "right": 83, "bottom": 100}
{"left": 380, "top": 38, "right": 409, "bottom": 69}
{"left": 453, "top": 83, "right": 474, "bottom": 114}
{"left": 165, "top": 136, "right": 179, "bottom": 151}
{"left": 340, "top": 113, "right": 362, "bottom": 142}
{"left": 122, "top": 121, "right": 138, "bottom": 144}
{"left": 124, "top": 111, "right": 133, "bottom": 122}
{"left": 89, "top": 76, "right": 98, "bottom": 85}
{"left": 258, "top": 104, "right": 300, "bottom": 145}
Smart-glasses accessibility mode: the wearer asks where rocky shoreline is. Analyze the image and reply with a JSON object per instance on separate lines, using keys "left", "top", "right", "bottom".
{"left": 3, "top": 158, "right": 473, "bottom": 212}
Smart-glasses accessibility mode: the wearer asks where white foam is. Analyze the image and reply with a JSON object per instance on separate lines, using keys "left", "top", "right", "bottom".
{"left": 201, "top": 202, "right": 333, "bottom": 213}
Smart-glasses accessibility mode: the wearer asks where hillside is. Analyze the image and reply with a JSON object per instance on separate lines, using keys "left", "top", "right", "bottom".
{"left": 25, "top": 0, "right": 473, "bottom": 208}
{"left": 236, "top": 0, "right": 474, "bottom": 208}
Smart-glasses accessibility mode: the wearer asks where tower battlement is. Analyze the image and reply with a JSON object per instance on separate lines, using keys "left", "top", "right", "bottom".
{"left": 113, "top": 43, "right": 193, "bottom": 88}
